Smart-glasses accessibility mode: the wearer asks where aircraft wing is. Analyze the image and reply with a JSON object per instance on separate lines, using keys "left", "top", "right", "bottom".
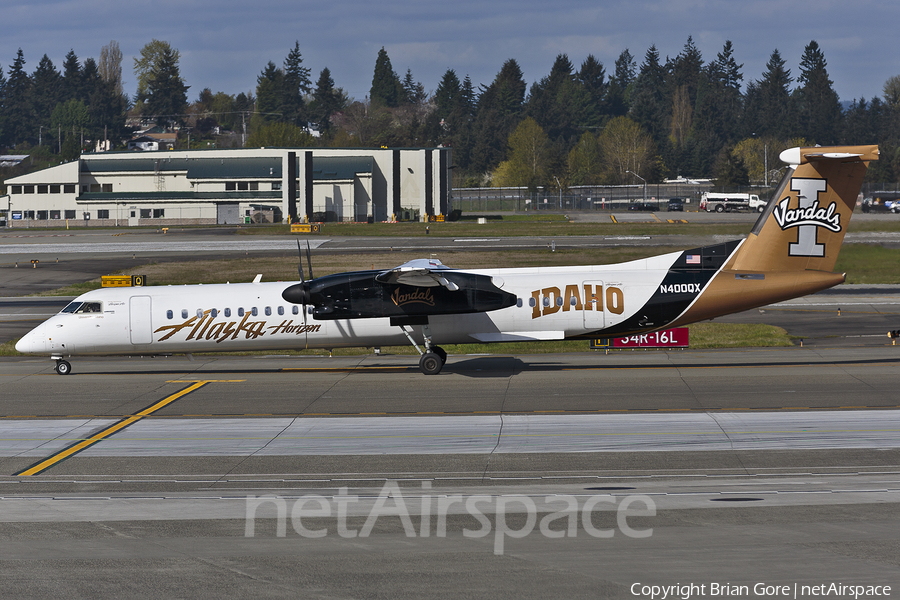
{"left": 375, "top": 258, "right": 460, "bottom": 291}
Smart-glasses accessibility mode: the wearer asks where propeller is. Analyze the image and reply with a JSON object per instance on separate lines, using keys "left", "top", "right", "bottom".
{"left": 283, "top": 240, "right": 312, "bottom": 322}
{"left": 296, "top": 240, "right": 305, "bottom": 283}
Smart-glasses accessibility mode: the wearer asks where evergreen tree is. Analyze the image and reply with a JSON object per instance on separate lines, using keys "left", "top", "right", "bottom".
{"left": 81, "top": 57, "right": 100, "bottom": 104}
{"left": 630, "top": 45, "right": 668, "bottom": 145}
{"left": 577, "top": 55, "right": 606, "bottom": 129}
{"left": 60, "top": 49, "right": 83, "bottom": 105}
{"left": 5, "top": 49, "right": 32, "bottom": 146}
{"left": 706, "top": 40, "right": 743, "bottom": 137}
{"left": 470, "top": 59, "right": 526, "bottom": 173}
{"left": 144, "top": 45, "right": 189, "bottom": 127}
{"left": 451, "top": 74, "right": 478, "bottom": 170}
{"left": 690, "top": 41, "right": 744, "bottom": 175}
{"left": 605, "top": 49, "right": 635, "bottom": 117}
{"left": 30, "top": 55, "right": 61, "bottom": 141}
{"left": 744, "top": 49, "right": 794, "bottom": 140}
{"left": 526, "top": 53, "right": 587, "bottom": 145}
{"left": 282, "top": 41, "right": 311, "bottom": 127}
{"left": 841, "top": 97, "right": 878, "bottom": 144}
{"left": 714, "top": 146, "right": 750, "bottom": 188}
{"left": 89, "top": 73, "right": 128, "bottom": 145}
{"left": 134, "top": 40, "right": 179, "bottom": 105}
{"left": 434, "top": 69, "right": 461, "bottom": 119}
{"left": 310, "top": 67, "right": 346, "bottom": 136}
{"left": 255, "top": 61, "right": 284, "bottom": 125}
{"left": 370, "top": 47, "right": 402, "bottom": 108}
{"left": 794, "top": 41, "right": 842, "bottom": 144}
{"left": 669, "top": 36, "right": 704, "bottom": 108}
{"left": 0, "top": 68, "right": 7, "bottom": 145}
{"left": 401, "top": 68, "right": 426, "bottom": 105}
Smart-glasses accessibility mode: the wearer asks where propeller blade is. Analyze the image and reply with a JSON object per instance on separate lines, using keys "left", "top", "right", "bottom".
{"left": 293, "top": 240, "right": 309, "bottom": 324}
{"left": 296, "top": 240, "right": 305, "bottom": 283}
{"left": 306, "top": 240, "right": 314, "bottom": 280}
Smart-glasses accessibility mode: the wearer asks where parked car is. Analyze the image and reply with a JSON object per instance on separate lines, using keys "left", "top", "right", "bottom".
{"left": 628, "top": 202, "right": 657, "bottom": 212}
{"left": 667, "top": 197, "right": 685, "bottom": 212}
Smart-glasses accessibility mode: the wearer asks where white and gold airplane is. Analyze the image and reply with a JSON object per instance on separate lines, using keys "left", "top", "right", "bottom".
{"left": 16, "top": 145, "right": 878, "bottom": 375}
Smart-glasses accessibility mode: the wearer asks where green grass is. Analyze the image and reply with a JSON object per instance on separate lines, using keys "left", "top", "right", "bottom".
{"left": 685, "top": 323, "right": 792, "bottom": 349}
{"left": 0, "top": 340, "right": 20, "bottom": 356}
{"left": 835, "top": 244, "right": 900, "bottom": 284}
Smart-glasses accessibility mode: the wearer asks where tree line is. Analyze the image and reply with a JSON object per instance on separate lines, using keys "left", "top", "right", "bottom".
{"left": 1, "top": 37, "right": 899, "bottom": 187}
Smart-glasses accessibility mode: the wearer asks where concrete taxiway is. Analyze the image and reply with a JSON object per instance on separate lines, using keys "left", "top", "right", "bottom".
{"left": 1, "top": 347, "right": 899, "bottom": 598}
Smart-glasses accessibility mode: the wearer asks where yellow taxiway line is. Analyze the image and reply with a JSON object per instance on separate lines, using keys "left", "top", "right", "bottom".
{"left": 14, "top": 381, "right": 210, "bottom": 476}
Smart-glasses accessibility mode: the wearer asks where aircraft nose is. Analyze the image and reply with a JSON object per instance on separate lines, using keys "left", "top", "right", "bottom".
{"left": 15, "top": 327, "right": 46, "bottom": 354}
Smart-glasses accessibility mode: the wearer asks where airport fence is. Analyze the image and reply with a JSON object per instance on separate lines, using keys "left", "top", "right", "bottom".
{"left": 450, "top": 182, "right": 900, "bottom": 214}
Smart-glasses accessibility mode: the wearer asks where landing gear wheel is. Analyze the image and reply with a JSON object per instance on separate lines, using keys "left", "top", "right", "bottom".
{"left": 419, "top": 352, "right": 443, "bottom": 375}
{"left": 433, "top": 346, "right": 447, "bottom": 365}
{"left": 55, "top": 360, "right": 72, "bottom": 375}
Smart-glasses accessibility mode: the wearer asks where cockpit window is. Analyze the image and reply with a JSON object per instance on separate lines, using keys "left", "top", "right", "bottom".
{"left": 75, "top": 302, "right": 102, "bottom": 314}
{"left": 61, "top": 302, "right": 82, "bottom": 314}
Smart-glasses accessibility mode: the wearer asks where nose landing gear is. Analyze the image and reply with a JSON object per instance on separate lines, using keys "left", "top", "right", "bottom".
{"left": 54, "top": 359, "right": 72, "bottom": 375}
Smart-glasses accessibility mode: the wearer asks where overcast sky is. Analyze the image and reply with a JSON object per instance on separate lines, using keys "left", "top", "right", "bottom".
{"left": 3, "top": 0, "right": 897, "bottom": 106}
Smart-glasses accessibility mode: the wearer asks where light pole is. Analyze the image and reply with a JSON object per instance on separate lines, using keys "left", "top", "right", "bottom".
{"left": 554, "top": 176, "right": 562, "bottom": 210}
{"left": 626, "top": 170, "right": 647, "bottom": 203}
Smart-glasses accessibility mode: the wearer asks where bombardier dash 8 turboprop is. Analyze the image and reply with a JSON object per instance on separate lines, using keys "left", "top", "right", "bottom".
{"left": 16, "top": 145, "right": 878, "bottom": 375}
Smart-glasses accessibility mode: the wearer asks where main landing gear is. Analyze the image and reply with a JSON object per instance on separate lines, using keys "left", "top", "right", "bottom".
{"left": 55, "top": 359, "right": 72, "bottom": 375}
{"left": 400, "top": 323, "right": 448, "bottom": 375}
{"left": 419, "top": 346, "right": 447, "bottom": 375}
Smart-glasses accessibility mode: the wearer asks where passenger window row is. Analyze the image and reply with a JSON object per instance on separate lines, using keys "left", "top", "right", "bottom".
{"left": 165, "top": 305, "right": 299, "bottom": 320}
{"left": 520, "top": 296, "right": 577, "bottom": 308}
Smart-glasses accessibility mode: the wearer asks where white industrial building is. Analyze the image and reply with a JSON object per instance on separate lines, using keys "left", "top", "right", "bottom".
{"left": 0, "top": 147, "right": 452, "bottom": 227}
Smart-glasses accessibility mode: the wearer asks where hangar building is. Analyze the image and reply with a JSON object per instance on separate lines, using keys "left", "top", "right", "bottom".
{"left": 0, "top": 147, "right": 452, "bottom": 227}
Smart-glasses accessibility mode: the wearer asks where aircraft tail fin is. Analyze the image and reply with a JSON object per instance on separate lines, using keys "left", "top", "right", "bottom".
{"left": 671, "top": 145, "right": 878, "bottom": 326}
{"left": 730, "top": 145, "right": 878, "bottom": 274}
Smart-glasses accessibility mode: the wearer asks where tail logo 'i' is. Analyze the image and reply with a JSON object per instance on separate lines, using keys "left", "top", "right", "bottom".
{"left": 771, "top": 178, "right": 838, "bottom": 257}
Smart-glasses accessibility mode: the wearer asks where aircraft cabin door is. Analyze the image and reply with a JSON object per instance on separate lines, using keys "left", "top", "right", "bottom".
{"left": 582, "top": 281, "right": 605, "bottom": 332}
{"left": 129, "top": 295, "right": 153, "bottom": 345}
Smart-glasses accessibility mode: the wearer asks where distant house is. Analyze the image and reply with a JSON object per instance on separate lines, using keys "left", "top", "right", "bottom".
{"left": 128, "top": 133, "right": 177, "bottom": 152}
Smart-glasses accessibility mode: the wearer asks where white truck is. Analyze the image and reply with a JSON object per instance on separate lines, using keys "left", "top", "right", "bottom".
{"left": 700, "top": 192, "right": 766, "bottom": 213}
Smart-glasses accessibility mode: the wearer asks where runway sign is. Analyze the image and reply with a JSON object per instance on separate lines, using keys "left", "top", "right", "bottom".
{"left": 592, "top": 327, "right": 689, "bottom": 349}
